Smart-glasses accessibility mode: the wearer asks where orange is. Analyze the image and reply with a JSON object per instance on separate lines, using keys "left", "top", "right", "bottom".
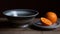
{"left": 40, "top": 17, "right": 52, "bottom": 26}
{"left": 45, "top": 12, "right": 57, "bottom": 24}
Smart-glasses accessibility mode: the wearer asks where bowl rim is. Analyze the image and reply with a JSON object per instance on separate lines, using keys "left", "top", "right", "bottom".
{"left": 3, "top": 9, "right": 39, "bottom": 17}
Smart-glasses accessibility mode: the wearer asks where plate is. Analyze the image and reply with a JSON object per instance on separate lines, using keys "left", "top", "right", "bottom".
{"left": 33, "top": 19, "right": 60, "bottom": 29}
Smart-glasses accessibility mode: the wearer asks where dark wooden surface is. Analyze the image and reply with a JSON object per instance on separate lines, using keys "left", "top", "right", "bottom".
{"left": 0, "top": 18, "right": 60, "bottom": 34}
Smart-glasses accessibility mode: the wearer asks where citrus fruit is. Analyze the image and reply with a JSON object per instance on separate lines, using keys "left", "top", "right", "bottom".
{"left": 45, "top": 12, "right": 57, "bottom": 24}
{"left": 40, "top": 17, "right": 52, "bottom": 26}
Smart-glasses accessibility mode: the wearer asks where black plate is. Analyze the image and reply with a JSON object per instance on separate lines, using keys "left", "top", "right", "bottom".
{"left": 33, "top": 18, "right": 60, "bottom": 29}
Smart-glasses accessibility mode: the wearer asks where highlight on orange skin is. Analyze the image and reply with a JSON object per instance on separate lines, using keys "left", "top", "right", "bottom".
{"left": 45, "top": 12, "right": 57, "bottom": 24}
{"left": 40, "top": 17, "right": 52, "bottom": 26}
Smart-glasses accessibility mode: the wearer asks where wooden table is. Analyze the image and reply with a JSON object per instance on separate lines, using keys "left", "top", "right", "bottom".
{"left": 0, "top": 18, "right": 60, "bottom": 34}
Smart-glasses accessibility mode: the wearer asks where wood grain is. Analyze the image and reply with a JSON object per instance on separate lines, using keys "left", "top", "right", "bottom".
{"left": 0, "top": 18, "right": 60, "bottom": 34}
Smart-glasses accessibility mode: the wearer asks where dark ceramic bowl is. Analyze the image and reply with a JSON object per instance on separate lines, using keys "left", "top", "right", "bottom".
{"left": 3, "top": 9, "right": 39, "bottom": 25}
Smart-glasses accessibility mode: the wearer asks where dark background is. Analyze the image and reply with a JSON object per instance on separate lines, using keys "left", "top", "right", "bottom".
{"left": 0, "top": 0, "right": 60, "bottom": 18}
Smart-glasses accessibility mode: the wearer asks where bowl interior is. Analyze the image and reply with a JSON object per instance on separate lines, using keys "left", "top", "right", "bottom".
{"left": 3, "top": 9, "right": 38, "bottom": 17}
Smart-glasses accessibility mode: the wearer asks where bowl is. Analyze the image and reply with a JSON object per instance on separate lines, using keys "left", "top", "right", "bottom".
{"left": 3, "top": 9, "right": 39, "bottom": 25}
